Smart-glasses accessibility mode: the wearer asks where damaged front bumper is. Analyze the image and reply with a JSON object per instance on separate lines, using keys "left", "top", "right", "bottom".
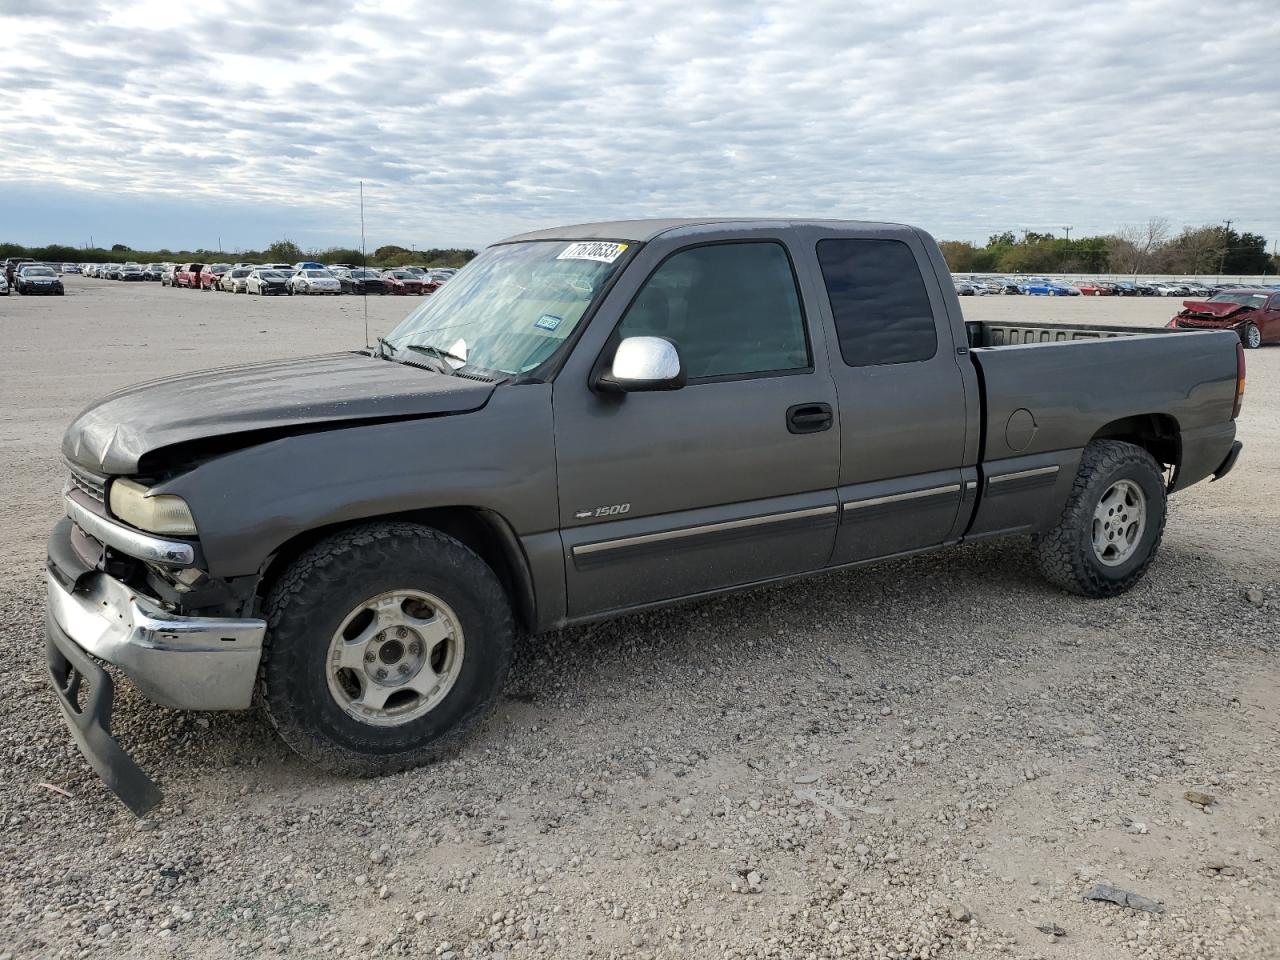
{"left": 45, "top": 519, "right": 266, "bottom": 815}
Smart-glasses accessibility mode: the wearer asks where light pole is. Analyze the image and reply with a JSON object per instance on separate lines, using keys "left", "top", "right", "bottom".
{"left": 1218, "top": 219, "right": 1232, "bottom": 280}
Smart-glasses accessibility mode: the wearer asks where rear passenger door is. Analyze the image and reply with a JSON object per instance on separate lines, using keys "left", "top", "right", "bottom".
{"left": 807, "top": 233, "right": 972, "bottom": 563}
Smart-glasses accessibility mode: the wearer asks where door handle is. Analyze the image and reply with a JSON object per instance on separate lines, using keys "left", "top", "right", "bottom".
{"left": 786, "top": 402, "right": 833, "bottom": 434}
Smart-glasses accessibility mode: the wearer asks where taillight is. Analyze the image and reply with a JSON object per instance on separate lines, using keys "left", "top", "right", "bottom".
{"left": 1232, "top": 341, "right": 1246, "bottom": 419}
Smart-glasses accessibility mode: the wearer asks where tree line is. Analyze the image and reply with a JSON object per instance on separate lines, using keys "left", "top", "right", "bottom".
{"left": 0, "top": 238, "right": 478, "bottom": 270}
{"left": 939, "top": 220, "right": 1277, "bottom": 276}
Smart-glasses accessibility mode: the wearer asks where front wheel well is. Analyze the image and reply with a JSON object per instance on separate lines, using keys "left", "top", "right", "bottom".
{"left": 255, "top": 508, "right": 535, "bottom": 633}
{"left": 1089, "top": 413, "right": 1180, "bottom": 484}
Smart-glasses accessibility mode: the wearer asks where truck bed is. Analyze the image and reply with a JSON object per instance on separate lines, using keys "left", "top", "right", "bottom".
{"left": 966, "top": 320, "right": 1171, "bottom": 348}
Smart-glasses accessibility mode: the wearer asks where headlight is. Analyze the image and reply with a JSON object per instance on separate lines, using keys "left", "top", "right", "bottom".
{"left": 108, "top": 478, "right": 197, "bottom": 535}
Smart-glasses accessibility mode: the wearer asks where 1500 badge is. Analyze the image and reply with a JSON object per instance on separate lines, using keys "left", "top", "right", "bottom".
{"left": 574, "top": 503, "right": 632, "bottom": 520}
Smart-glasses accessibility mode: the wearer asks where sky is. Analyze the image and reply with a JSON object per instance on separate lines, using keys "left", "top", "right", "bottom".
{"left": 0, "top": 0, "right": 1276, "bottom": 253}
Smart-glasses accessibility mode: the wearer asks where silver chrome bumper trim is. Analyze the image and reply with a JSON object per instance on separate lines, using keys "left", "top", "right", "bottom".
{"left": 64, "top": 493, "right": 196, "bottom": 566}
{"left": 45, "top": 569, "right": 265, "bottom": 710}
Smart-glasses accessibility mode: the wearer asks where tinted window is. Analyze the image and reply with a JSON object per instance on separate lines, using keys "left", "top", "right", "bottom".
{"left": 816, "top": 239, "right": 937, "bottom": 367}
{"left": 617, "top": 242, "right": 809, "bottom": 380}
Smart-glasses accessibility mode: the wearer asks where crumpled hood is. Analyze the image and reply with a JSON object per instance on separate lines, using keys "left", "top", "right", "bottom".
{"left": 63, "top": 352, "right": 496, "bottom": 475}
{"left": 1178, "top": 300, "right": 1254, "bottom": 320}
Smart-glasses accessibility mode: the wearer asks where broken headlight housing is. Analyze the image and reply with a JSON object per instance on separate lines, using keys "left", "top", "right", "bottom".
{"left": 108, "top": 478, "right": 198, "bottom": 536}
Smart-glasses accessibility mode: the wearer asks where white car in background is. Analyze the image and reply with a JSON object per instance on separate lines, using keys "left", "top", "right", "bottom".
{"left": 288, "top": 269, "right": 341, "bottom": 295}
{"left": 0, "top": 273, "right": 8, "bottom": 296}
{"left": 246, "top": 269, "right": 292, "bottom": 296}
{"left": 218, "top": 266, "right": 254, "bottom": 293}
{"left": 60, "top": 263, "right": 81, "bottom": 274}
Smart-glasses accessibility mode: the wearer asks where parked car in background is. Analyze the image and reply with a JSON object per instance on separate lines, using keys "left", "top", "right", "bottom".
{"left": 246, "top": 268, "right": 291, "bottom": 296}
{"left": 142, "top": 263, "right": 165, "bottom": 281}
{"left": 382, "top": 269, "right": 427, "bottom": 295}
{"left": 289, "top": 269, "right": 342, "bottom": 295}
{"left": 0, "top": 273, "right": 8, "bottom": 296}
{"left": 120, "top": 263, "right": 145, "bottom": 281}
{"left": 218, "top": 266, "right": 254, "bottom": 293}
{"left": 292, "top": 261, "right": 326, "bottom": 272}
{"left": 4, "top": 257, "right": 35, "bottom": 284}
{"left": 1076, "top": 281, "right": 1111, "bottom": 296}
{"left": 104, "top": 264, "right": 125, "bottom": 280}
{"left": 1022, "top": 278, "right": 1077, "bottom": 296}
{"left": 953, "top": 279, "right": 978, "bottom": 296}
{"left": 261, "top": 263, "right": 295, "bottom": 272}
{"left": 199, "top": 263, "right": 232, "bottom": 290}
{"left": 338, "top": 268, "right": 388, "bottom": 295}
{"left": 60, "top": 263, "right": 82, "bottom": 275}
{"left": 15, "top": 264, "right": 65, "bottom": 295}
{"left": 174, "top": 263, "right": 205, "bottom": 288}
{"left": 160, "top": 265, "right": 178, "bottom": 286}
{"left": 1168, "top": 289, "right": 1280, "bottom": 349}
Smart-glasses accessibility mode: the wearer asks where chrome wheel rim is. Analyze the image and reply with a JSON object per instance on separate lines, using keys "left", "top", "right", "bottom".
{"left": 325, "top": 590, "right": 464, "bottom": 727}
{"left": 1247, "top": 325, "right": 1261, "bottom": 348}
{"left": 1091, "top": 479, "right": 1146, "bottom": 566}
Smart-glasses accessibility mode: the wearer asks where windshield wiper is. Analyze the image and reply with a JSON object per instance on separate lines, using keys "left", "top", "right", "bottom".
{"left": 402, "top": 343, "right": 463, "bottom": 375}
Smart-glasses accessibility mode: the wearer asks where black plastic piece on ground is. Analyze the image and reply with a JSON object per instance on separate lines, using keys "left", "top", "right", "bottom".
{"left": 45, "top": 611, "right": 163, "bottom": 817}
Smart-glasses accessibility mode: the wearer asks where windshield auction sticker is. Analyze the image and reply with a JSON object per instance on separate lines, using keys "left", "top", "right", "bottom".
{"left": 557, "top": 241, "right": 628, "bottom": 263}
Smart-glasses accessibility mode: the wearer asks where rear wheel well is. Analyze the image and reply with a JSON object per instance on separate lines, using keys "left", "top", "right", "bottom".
{"left": 256, "top": 508, "right": 535, "bottom": 633}
{"left": 1089, "top": 414, "right": 1180, "bottom": 484}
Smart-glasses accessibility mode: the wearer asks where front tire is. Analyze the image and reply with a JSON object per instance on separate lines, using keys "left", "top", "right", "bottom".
{"left": 1032, "top": 440, "right": 1167, "bottom": 597}
{"left": 260, "top": 522, "right": 514, "bottom": 774}
{"left": 1242, "top": 323, "right": 1262, "bottom": 349}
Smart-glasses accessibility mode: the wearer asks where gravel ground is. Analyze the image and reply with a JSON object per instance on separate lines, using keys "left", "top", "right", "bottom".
{"left": 1, "top": 279, "right": 1276, "bottom": 960}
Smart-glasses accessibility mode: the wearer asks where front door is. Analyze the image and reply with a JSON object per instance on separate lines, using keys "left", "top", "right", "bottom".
{"left": 553, "top": 239, "right": 841, "bottom": 618}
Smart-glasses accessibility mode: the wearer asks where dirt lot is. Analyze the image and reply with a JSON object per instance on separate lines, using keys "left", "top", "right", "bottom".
{"left": 1, "top": 279, "right": 1276, "bottom": 960}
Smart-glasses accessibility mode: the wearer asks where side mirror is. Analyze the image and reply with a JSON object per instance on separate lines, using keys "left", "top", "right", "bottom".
{"left": 596, "top": 336, "right": 686, "bottom": 393}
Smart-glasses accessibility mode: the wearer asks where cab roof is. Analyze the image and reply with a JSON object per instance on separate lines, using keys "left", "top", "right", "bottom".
{"left": 498, "top": 217, "right": 912, "bottom": 245}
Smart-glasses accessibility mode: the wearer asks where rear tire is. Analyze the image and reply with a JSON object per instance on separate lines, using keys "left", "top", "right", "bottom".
{"left": 1242, "top": 323, "right": 1261, "bottom": 349}
{"left": 260, "top": 522, "right": 514, "bottom": 775}
{"left": 1032, "top": 440, "right": 1167, "bottom": 597}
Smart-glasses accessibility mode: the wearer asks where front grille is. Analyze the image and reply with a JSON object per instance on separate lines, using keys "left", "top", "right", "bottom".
{"left": 68, "top": 466, "right": 106, "bottom": 504}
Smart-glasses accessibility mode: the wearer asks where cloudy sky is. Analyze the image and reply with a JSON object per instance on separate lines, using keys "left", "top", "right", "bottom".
{"left": 1, "top": 0, "right": 1276, "bottom": 253}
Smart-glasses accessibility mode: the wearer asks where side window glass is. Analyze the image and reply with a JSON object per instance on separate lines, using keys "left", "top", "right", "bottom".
{"left": 816, "top": 239, "right": 938, "bottom": 367}
{"left": 616, "top": 242, "right": 809, "bottom": 380}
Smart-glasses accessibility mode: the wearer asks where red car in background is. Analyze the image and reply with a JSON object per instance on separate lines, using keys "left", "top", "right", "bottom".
{"left": 1075, "top": 281, "right": 1112, "bottom": 296}
{"left": 199, "top": 263, "right": 232, "bottom": 290}
{"left": 382, "top": 269, "right": 427, "bottom": 295}
{"left": 1167, "top": 289, "right": 1280, "bottom": 349}
{"left": 174, "top": 262, "right": 205, "bottom": 288}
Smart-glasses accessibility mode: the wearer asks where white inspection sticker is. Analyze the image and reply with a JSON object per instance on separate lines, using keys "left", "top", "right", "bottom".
{"left": 556, "top": 241, "right": 629, "bottom": 263}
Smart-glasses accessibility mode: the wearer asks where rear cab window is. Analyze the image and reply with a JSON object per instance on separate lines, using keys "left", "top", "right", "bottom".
{"left": 815, "top": 239, "right": 938, "bottom": 367}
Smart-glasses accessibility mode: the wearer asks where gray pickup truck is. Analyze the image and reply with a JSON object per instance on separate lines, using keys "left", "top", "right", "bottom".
{"left": 46, "top": 219, "right": 1245, "bottom": 814}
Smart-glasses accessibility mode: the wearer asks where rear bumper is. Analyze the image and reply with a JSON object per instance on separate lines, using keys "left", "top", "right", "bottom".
{"left": 1212, "top": 440, "right": 1243, "bottom": 481}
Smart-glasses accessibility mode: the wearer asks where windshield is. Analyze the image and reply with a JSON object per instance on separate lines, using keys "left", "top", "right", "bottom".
{"left": 353, "top": 270, "right": 378, "bottom": 278}
{"left": 1208, "top": 292, "right": 1266, "bottom": 308}
{"left": 304, "top": 270, "right": 330, "bottom": 278}
{"left": 384, "top": 239, "right": 629, "bottom": 376}
{"left": 258, "top": 271, "right": 286, "bottom": 279}
{"left": 23, "top": 267, "right": 56, "bottom": 276}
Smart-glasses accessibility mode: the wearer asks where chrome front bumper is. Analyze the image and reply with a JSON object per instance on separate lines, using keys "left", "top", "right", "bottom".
{"left": 46, "top": 569, "right": 265, "bottom": 711}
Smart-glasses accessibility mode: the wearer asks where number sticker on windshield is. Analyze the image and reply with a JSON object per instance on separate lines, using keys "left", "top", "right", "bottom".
{"left": 557, "top": 241, "right": 628, "bottom": 263}
{"left": 535, "top": 314, "right": 563, "bottom": 331}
